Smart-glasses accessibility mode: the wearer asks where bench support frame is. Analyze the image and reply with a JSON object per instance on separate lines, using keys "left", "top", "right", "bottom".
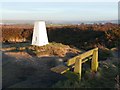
{"left": 51, "top": 48, "right": 99, "bottom": 80}
{"left": 71, "top": 48, "right": 98, "bottom": 79}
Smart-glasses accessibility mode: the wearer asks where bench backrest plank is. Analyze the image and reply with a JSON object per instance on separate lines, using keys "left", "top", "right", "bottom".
{"left": 67, "top": 48, "right": 98, "bottom": 66}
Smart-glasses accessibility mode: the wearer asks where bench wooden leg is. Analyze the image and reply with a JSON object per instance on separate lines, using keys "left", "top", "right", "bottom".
{"left": 74, "top": 58, "right": 82, "bottom": 79}
{"left": 91, "top": 49, "right": 98, "bottom": 72}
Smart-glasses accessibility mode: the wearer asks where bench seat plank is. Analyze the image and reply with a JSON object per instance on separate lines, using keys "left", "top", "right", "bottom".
{"left": 51, "top": 65, "right": 69, "bottom": 74}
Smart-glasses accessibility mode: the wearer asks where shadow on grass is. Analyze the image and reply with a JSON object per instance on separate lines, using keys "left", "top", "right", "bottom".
{"left": 2, "top": 53, "right": 67, "bottom": 88}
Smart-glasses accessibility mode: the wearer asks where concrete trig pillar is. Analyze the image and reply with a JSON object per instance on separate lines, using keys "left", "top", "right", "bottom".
{"left": 32, "top": 21, "right": 49, "bottom": 46}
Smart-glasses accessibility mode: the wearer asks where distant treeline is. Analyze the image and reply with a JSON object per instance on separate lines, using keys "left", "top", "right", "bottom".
{"left": 1, "top": 23, "right": 120, "bottom": 49}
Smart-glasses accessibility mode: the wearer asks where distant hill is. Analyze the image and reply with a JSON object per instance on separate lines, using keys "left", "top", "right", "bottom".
{"left": 0, "top": 20, "right": 118, "bottom": 25}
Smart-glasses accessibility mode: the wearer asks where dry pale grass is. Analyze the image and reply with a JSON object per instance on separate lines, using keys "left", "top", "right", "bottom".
{"left": 4, "top": 52, "right": 32, "bottom": 59}
{"left": 27, "top": 42, "right": 82, "bottom": 58}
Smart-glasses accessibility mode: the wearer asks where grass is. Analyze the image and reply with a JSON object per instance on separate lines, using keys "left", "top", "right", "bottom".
{"left": 1, "top": 42, "right": 30, "bottom": 52}
{"left": 52, "top": 58, "right": 119, "bottom": 88}
{"left": 2, "top": 24, "right": 119, "bottom": 88}
{"left": 2, "top": 42, "right": 119, "bottom": 88}
{"left": 99, "top": 49, "right": 113, "bottom": 60}
{"left": 26, "top": 42, "right": 81, "bottom": 57}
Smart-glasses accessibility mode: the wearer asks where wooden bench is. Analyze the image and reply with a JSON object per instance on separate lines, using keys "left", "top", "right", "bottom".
{"left": 51, "top": 48, "right": 98, "bottom": 79}
{"left": 51, "top": 65, "right": 69, "bottom": 74}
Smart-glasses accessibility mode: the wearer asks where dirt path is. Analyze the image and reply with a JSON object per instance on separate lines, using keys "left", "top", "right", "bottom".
{"left": 2, "top": 51, "right": 66, "bottom": 88}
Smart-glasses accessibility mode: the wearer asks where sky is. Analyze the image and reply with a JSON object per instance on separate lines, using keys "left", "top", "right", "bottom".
{"left": 0, "top": 0, "right": 119, "bottom": 2}
{"left": 0, "top": 1, "right": 118, "bottom": 22}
